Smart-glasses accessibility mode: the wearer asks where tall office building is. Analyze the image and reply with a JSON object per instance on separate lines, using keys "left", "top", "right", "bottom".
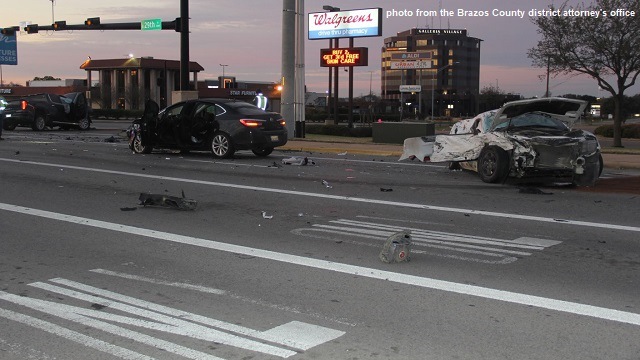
{"left": 381, "top": 28, "right": 481, "bottom": 118}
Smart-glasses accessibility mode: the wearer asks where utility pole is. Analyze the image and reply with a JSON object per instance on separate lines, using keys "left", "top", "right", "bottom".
{"left": 281, "top": 0, "right": 296, "bottom": 139}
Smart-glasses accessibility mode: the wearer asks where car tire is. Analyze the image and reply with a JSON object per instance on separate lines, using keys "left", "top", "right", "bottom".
{"left": 131, "top": 133, "right": 153, "bottom": 154}
{"left": 478, "top": 146, "right": 509, "bottom": 183}
{"left": 78, "top": 117, "right": 90, "bottom": 131}
{"left": 32, "top": 114, "right": 46, "bottom": 131}
{"left": 3, "top": 123, "right": 16, "bottom": 131}
{"left": 252, "top": 147, "right": 274, "bottom": 157}
{"left": 598, "top": 153, "right": 604, "bottom": 177}
{"left": 211, "top": 132, "right": 235, "bottom": 158}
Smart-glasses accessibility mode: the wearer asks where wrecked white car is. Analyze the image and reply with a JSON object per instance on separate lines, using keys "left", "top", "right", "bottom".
{"left": 400, "top": 97, "right": 603, "bottom": 186}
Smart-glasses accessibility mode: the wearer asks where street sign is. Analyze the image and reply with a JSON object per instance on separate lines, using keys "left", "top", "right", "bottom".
{"left": 399, "top": 85, "right": 422, "bottom": 93}
{"left": 141, "top": 18, "right": 162, "bottom": 31}
{"left": 391, "top": 52, "right": 432, "bottom": 60}
{"left": 0, "top": 31, "right": 18, "bottom": 65}
{"left": 390, "top": 60, "right": 432, "bottom": 69}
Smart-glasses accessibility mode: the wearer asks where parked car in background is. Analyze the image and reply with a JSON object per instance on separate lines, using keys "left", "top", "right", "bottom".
{"left": 128, "top": 98, "right": 288, "bottom": 158}
{"left": 1, "top": 92, "right": 91, "bottom": 131}
{"left": 400, "top": 97, "right": 603, "bottom": 186}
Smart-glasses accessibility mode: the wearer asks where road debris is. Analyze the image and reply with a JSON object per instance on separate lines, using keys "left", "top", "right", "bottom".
{"left": 120, "top": 207, "right": 137, "bottom": 211}
{"left": 379, "top": 230, "right": 412, "bottom": 263}
{"left": 518, "top": 187, "right": 553, "bottom": 195}
{"left": 262, "top": 211, "right": 273, "bottom": 219}
{"left": 380, "top": 188, "right": 393, "bottom": 192}
{"left": 282, "top": 156, "right": 314, "bottom": 166}
{"left": 322, "top": 180, "right": 333, "bottom": 188}
{"left": 138, "top": 191, "right": 197, "bottom": 210}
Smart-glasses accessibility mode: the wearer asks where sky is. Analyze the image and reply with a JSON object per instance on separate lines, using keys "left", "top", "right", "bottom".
{"left": 1, "top": 0, "right": 638, "bottom": 98}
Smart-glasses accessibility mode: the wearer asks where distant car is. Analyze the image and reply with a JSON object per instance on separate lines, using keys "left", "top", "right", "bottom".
{"left": 128, "top": 98, "right": 288, "bottom": 158}
{"left": 400, "top": 97, "right": 603, "bottom": 186}
{"left": 1, "top": 92, "right": 91, "bottom": 131}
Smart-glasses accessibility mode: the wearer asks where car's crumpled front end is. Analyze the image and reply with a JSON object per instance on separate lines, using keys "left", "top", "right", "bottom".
{"left": 399, "top": 97, "right": 602, "bottom": 186}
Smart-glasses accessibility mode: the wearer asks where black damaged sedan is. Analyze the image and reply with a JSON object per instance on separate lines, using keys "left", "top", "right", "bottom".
{"left": 129, "top": 98, "right": 288, "bottom": 158}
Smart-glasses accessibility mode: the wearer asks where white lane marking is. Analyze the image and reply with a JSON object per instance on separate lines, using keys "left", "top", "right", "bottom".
{"left": 42, "top": 278, "right": 344, "bottom": 352}
{"left": 291, "top": 228, "right": 519, "bottom": 265}
{"left": 1, "top": 157, "right": 638, "bottom": 232}
{"left": 90, "top": 268, "right": 356, "bottom": 327}
{"left": 89, "top": 268, "right": 227, "bottom": 295}
{"left": 1, "top": 202, "right": 639, "bottom": 327}
{"left": 0, "top": 308, "right": 154, "bottom": 360}
{"left": 0, "top": 290, "right": 226, "bottom": 360}
{"left": 185, "top": 159, "right": 272, "bottom": 168}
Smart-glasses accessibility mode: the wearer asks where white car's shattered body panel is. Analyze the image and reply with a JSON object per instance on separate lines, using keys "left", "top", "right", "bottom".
{"left": 400, "top": 98, "right": 602, "bottom": 186}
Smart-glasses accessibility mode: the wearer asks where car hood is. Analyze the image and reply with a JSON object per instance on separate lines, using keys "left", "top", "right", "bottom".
{"left": 490, "top": 97, "right": 588, "bottom": 131}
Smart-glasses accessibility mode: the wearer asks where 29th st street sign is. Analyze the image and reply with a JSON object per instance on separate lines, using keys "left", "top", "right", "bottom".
{"left": 141, "top": 18, "right": 162, "bottom": 31}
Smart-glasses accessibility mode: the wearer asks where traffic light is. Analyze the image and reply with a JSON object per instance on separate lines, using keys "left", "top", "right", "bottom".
{"left": 0, "top": 27, "right": 17, "bottom": 36}
{"left": 25, "top": 24, "right": 39, "bottom": 34}
{"left": 53, "top": 21, "right": 66, "bottom": 30}
{"left": 85, "top": 17, "right": 100, "bottom": 26}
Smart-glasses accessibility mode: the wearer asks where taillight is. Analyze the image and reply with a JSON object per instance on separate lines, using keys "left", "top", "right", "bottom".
{"left": 21, "top": 100, "right": 28, "bottom": 110}
{"left": 239, "top": 119, "right": 262, "bottom": 127}
{"left": 279, "top": 119, "right": 286, "bottom": 126}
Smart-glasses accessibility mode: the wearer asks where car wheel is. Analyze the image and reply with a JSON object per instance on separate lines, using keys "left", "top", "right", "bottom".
{"left": 252, "top": 147, "right": 274, "bottom": 157}
{"left": 211, "top": 132, "right": 235, "bottom": 158}
{"left": 32, "top": 114, "right": 46, "bottom": 131}
{"left": 3, "top": 123, "right": 16, "bottom": 131}
{"left": 598, "top": 153, "right": 604, "bottom": 177}
{"left": 131, "top": 133, "right": 153, "bottom": 154}
{"left": 478, "top": 146, "right": 509, "bottom": 183}
{"left": 78, "top": 117, "right": 90, "bottom": 131}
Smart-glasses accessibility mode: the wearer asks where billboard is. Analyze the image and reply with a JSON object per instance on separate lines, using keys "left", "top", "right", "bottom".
{"left": 0, "top": 31, "right": 18, "bottom": 65}
{"left": 320, "top": 47, "right": 368, "bottom": 67}
{"left": 308, "top": 8, "right": 382, "bottom": 40}
{"left": 390, "top": 60, "right": 432, "bottom": 69}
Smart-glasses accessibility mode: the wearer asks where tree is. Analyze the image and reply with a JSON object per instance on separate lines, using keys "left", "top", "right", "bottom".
{"left": 32, "top": 76, "right": 61, "bottom": 81}
{"left": 528, "top": 0, "right": 640, "bottom": 147}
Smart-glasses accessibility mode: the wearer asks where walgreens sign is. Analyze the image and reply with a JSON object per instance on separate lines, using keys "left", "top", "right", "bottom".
{"left": 308, "top": 8, "right": 382, "bottom": 40}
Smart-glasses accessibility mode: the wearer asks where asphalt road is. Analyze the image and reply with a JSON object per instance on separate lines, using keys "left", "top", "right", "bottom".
{"left": 0, "top": 127, "right": 639, "bottom": 360}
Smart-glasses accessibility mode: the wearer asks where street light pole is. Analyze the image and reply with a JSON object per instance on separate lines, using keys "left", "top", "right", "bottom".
{"left": 431, "top": 62, "right": 459, "bottom": 120}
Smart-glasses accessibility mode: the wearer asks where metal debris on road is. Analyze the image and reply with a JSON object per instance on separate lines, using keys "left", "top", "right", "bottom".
{"left": 138, "top": 192, "right": 197, "bottom": 210}
{"left": 282, "top": 156, "right": 314, "bottom": 166}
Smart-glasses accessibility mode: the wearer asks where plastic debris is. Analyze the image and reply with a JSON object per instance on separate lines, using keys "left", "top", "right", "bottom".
{"left": 379, "top": 230, "right": 412, "bottom": 263}
{"left": 337, "top": 151, "right": 347, "bottom": 156}
{"left": 322, "top": 180, "right": 333, "bottom": 188}
{"left": 138, "top": 191, "right": 197, "bottom": 210}
{"left": 262, "top": 211, "right": 273, "bottom": 219}
{"left": 282, "top": 156, "right": 314, "bottom": 166}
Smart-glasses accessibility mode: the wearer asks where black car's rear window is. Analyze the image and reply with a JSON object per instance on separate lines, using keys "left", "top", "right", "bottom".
{"left": 224, "top": 102, "right": 267, "bottom": 116}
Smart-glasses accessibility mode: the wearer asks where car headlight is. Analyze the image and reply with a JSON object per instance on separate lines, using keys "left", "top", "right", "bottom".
{"left": 581, "top": 139, "right": 599, "bottom": 155}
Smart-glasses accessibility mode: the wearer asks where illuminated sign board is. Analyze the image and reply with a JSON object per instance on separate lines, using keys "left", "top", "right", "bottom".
{"left": 320, "top": 47, "right": 368, "bottom": 67}
{"left": 391, "top": 52, "right": 432, "bottom": 60}
{"left": 308, "top": 8, "right": 382, "bottom": 40}
{"left": 390, "top": 60, "right": 432, "bottom": 69}
{"left": 415, "top": 28, "right": 467, "bottom": 36}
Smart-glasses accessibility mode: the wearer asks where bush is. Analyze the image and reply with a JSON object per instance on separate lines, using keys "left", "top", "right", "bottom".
{"left": 305, "top": 124, "right": 372, "bottom": 137}
{"left": 594, "top": 124, "right": 640, "bottom": 139}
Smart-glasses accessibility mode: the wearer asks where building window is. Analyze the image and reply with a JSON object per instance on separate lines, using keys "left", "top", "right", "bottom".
{"left": 448, "top": 49, "right": 453, "bottom": 56}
